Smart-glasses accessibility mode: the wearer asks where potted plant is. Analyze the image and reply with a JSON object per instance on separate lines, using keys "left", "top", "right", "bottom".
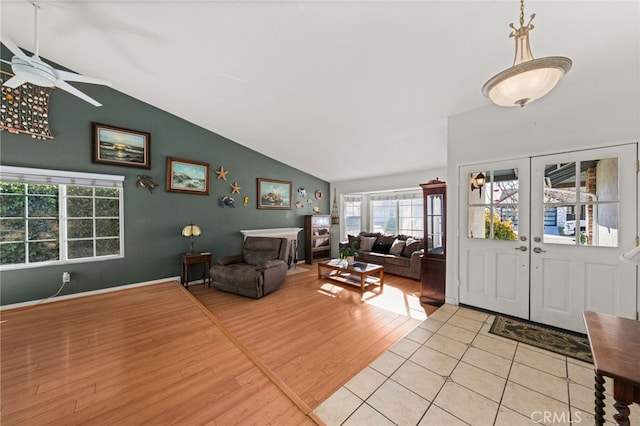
{"left": 339, "top": 244, "right": 358, "bottom": 265}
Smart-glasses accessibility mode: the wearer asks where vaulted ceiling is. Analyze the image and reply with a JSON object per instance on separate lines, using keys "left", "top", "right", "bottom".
{"left": 2, "top": 1, "right": 638, "bottom": 182}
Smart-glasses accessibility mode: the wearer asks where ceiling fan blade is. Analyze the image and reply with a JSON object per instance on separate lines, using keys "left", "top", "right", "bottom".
{"left": 3, "top": 76, "right": 29, "bottom": 88}
{"left": 0, "top": 33, "right": 30, "bottom": 61}
{"left": 55, "top": 69, "right": 112, "bottom": 87}
{"left": 54, "top": 79, "right": 102, "bottom": 107}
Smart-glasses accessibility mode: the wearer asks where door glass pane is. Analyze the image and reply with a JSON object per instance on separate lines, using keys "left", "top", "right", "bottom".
{"left": 492, "top": 169, "right": 519, "bottom": 239}
{"left": 543, "top": 158, "right": 619, "bottom": 247}
{"left": 468, "top": 168, "right": 519, "bottom": 240}
{"left": 493, "top": 205, "right": 518, "bottom": 239}
{"left": 543, "top": 162, "right": 577, "bottom": 244}
{"left": 468, "top": 206, "right": 488, "bottom": 239}
{"left": 427, "top": 194, "right": 444, "bottom": 253}
{"left": 582, "top": 158, "right": 618, "bottom": 202}
{"left": 468, "top": 171, "right": 488, "bottom": 205}
{"left": 583, "top": 203, "right": 618, "bottom": 247}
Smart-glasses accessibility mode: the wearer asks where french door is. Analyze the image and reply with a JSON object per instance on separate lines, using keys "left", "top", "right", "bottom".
{"left": 529, "top": 145, "right": 637, "bottom": 332}
{"left": 459, "top": 144, "right": 638, "bottom": 333}
{"left": 459, "top": 158, "right": 531, "bottom": 320}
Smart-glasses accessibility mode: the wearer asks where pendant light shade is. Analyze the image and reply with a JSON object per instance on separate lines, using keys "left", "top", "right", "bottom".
{"left": 482, "top": 0, "right": 572, "bottom": 107}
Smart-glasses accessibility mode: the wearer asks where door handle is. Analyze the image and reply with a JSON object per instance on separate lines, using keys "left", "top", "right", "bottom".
{"left": 515, "top": 246, "right": 528, "bottom": 251}
{"left": 533, "top": 247, "right": 547, "bottom": 253}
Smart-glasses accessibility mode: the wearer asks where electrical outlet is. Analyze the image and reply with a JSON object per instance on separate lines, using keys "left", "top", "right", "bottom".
{"left": 62, "top": 272, "right": 70, "bottom": 283}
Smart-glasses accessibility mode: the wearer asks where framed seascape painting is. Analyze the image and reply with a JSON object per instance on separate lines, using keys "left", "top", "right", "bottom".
{"left": 92, "top": 122, "right": 151, "bottom": 168}
{"left": 166, "top": 157, "right": 210, "bottom": 195}
{"left": 257, "top": 178, "right": 292, "bottom": 210}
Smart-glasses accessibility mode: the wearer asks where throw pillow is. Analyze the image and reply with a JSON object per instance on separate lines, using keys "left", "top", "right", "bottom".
{"left": 347, "top": 234, "right": 361, "bottom": 250}
{"left": 389, "top": 239, "right": 405, "bottom": 255}
{"left": 377, "top": 235, "right": 396, "bottom": 246}
{"left": 359, "top": 236, "right": 377, "bottom": 252}
{"left": 402, "top": 238, "right": 421, "bottom": 257}
{"left": 372, "top": 241, "right": 392, "bottom": 254}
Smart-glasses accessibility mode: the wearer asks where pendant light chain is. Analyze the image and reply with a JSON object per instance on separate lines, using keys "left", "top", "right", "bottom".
{"left": 519, "top": 0, "right": 525, "bottom": 28}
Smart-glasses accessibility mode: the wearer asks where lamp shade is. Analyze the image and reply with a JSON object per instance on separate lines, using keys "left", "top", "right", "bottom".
{"left": 181, "top": 224, "right": 201, "bottom": 237}
{"left": 482, "top": 57, "right": 572, "bottom": 107}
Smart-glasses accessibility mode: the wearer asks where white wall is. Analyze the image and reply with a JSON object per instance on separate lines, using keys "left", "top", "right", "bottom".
{"left": 447, "top": 65, "right": 640, "bottom": 308}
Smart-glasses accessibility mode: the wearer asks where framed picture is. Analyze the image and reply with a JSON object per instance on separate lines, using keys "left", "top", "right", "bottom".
{"left": 92, "top": 122, "right": 151, "bottom": 168}
{"left": 257, "top": 178, "right": 292, "bottom": 210}
{"left": 166, "top": 157, "right": 210, "bottom": 195}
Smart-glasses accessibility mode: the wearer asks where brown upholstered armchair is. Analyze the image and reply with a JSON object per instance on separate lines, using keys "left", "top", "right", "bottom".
{"left": 210, "top": 236, "right": 289, "bottom": 298}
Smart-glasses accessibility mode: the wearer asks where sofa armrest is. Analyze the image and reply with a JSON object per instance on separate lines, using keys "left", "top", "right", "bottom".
{"left": 409, "top": 249, "right": 423, "bottom": 277}
{"left": 256, "top": 259, "right": 287, "bottom": 271}
{"left": 217, "top": 254, "right": 244, "bottom": 265}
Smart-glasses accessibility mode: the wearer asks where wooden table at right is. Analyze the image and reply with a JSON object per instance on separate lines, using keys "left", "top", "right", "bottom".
{"left": 583, "top": 310, "right": 640, "bottom": 426}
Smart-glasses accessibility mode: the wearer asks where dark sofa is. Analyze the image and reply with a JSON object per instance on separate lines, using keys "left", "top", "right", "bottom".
{"left": 342, "top": 232, "right": 423, "bottom": 280}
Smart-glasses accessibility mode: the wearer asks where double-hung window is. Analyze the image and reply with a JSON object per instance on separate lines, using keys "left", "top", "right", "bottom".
{"left": 343, "top": 195, "right": 362, "bottom": 239}
{"left": 370, "top": 191, "right": 423, "bottom": 237}
{"left": 0, "top": 166, "right": 124, "bottom": 269}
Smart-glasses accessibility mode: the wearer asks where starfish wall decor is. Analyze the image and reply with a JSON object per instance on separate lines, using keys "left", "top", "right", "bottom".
{"left": 215, "top": 166, "right": 228, "bottom": 180}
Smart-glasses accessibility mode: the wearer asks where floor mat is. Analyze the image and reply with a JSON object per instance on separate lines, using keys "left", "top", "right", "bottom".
{"left": 489, "top": 315, "right": 592, "bottom": 363}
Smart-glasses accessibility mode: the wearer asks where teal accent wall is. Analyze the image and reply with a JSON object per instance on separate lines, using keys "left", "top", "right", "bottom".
{"left": 0, "top": 61, "right": 329, "bottom": 305}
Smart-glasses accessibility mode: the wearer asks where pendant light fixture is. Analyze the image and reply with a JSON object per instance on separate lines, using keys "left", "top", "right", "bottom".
{"left": 482, "top": 0, "right": 572, "bottom": 107}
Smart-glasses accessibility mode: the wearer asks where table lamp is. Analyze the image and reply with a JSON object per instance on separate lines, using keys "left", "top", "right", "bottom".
{"left": 182, "top": 224, "right": 201, "bottom": 253}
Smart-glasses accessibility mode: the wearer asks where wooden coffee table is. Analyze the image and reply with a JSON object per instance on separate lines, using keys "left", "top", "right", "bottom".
{"left": 317, "top": 259, "right": 384, "bottom": 292}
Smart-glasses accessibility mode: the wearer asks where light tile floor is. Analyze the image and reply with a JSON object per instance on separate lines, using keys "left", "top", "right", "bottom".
{"left": 314, "top": 304, "right": 640, "bottom": 425}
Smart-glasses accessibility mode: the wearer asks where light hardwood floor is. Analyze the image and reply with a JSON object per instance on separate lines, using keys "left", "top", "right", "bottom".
{"left": 1, "top": 264, "right": 433, "bottom": 424}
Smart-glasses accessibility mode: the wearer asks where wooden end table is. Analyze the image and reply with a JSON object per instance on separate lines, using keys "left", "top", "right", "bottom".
{"left": 317, "top": 259, "right": 384, "bottom": 292}
{"left": 583, "top": 311, "right": 640, "bottom": 426}
{"left": 180, "top": 252, "right": 212, "bottom": 289}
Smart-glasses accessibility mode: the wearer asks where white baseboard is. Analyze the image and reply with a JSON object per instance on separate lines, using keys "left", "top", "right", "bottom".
{"left": 1, "top": 276, "right": 181, "bottom": 311}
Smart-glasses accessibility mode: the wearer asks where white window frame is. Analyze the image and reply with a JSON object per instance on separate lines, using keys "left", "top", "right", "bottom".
{"left": 369, "top": 190, "right": 423, "bottom": 237}
{"left": 0, "top": 166, "right": 124, "bottom": 270}
{"left": 343, "top": 195, "right": 362, "bottom": 239}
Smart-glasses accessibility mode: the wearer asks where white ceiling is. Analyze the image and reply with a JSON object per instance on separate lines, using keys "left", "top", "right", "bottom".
{"left": 2, "top": 1, "right": 638, "bottom": 182}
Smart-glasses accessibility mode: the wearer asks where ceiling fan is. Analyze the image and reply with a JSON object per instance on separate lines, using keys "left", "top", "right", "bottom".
{"left": 1, "top": 1, "right": 112, "bottom": 107}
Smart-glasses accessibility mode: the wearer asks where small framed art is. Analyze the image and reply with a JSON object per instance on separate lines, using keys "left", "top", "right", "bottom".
{"left": 92, "top": 122, "right": 151, "bottom": 168}
{"left": 166, "top": 157, "right": 210, "bottom": 195}
{"left": 257, "top": 178, "right": 292, "bottom": 210}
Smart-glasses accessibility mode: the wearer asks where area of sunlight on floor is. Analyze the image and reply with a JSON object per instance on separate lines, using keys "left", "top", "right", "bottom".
{"left": 362, "top": 285, "right": 427, "bottom": 321}
{"left": 317, "top": 281, "right": 427, "bottom": 321}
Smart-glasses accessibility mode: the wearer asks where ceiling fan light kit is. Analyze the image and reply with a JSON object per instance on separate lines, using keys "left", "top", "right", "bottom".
{"left": 1, "top": 1, "right": 112, "bottom": 108}
{"left": 482, "top": 0, "right": 572, "bottom": 107}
